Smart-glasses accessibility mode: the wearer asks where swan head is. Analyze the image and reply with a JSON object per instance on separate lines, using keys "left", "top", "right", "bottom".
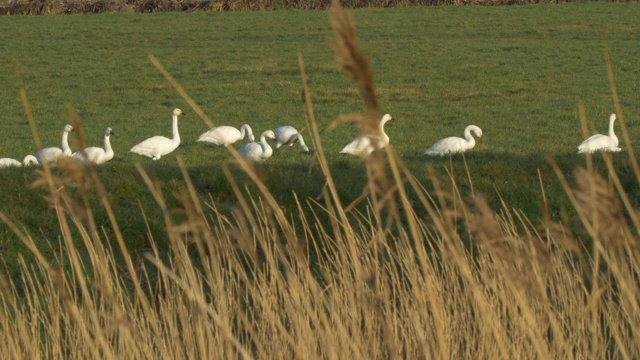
{"left": 173, "top": 108, "right": 186, "bottom": 117}
{"left": 105, "top": 127, "right": 115, "bottom": 136}
{"left": 467, "top": 125, "right": 483, "bottom": 138}
{"left": 263, "top": 130, "right": 276, "bottom": 141}
{"left": 380, "top": 114, "right": 394, "bottom": 124}
{"left": 64, "top": 124, "right": 74, "bottom": 133}
{"left": 610, "top": 113, "right": 617, "bottom": 122}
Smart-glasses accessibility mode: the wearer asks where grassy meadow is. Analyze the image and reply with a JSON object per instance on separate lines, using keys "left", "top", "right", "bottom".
{"left": 1, "top": 2, "right": 640, "bottom": 358}
{"left": 0, "top": 4, "right": 637, "bottom": 243}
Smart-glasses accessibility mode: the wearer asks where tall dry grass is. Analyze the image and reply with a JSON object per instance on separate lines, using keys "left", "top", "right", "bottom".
{"left": 1, "top": 1, "right": 639, "bottom": 358}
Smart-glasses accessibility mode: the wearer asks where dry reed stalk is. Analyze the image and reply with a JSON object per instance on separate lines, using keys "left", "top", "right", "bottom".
{"left": 327, "top": 0, "right": 394, "bottom": 221}
{"left": 329, "top": 0, "right": 378, "bottom": 120}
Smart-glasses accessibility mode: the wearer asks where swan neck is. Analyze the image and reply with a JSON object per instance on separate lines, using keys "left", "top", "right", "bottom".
{"left": 259, "top": 134, "right": 273, "bottom": 156}
{"left": 297, "top": 134, "right": 307, "bottom": 147}
{"left": 172, "top": 114, "right": 180, "bottom": 142}
{"left": 608, "top": 117, "right": 617, "bottom": 139}
{"left": 23, "top": 155, "right": 37, "bottom": 165}
{"left": 61, "top": 130, "right": 71, "bottom": 154}
{"left": 380, "top": 118, "right": 390, "bottom": 134}
{"left": 465, "top": 128, "right": 476, "bottom": 141}
{"left": 241, "top": 125, "right": 253, "bottom": 139}
{"left": 104, "top": 135, "right": 113, "bottom": 154}
{"left": 467, "top": 136, "right": 476, "bottom": 148}
{"left": 464, "top": 128, "right": 476, "bottom": 147}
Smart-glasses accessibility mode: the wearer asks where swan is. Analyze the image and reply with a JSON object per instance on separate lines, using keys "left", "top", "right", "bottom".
{"left": 238, "top": 130, "right": 276, "bottom": 162}
{"left": 423, "top": 125, "right": 483, "bottom": 156}
{"left": 340, "top": 114, "right": 395, "bottom": 155}
{"left": 273, "top": 126, "right": 309, "bottom": 152}
{"left": 35, "top": 124, "right": 74, "bottom": 163}
{"left": 130, "top": 108, "right": 186, "bottom": 160}
{"left": 72, "top": 127, "right": 115, "bottom": 164}
{"left": 197, "top": 124, "right": 254, "bottom": 146}
{"left": 578, "top": 113, "right": 621, "bottom": 154}
{"left": 0, "top": 155, "right": 38, "bottom": 168}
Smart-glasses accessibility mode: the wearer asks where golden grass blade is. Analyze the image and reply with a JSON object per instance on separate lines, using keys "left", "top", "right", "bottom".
{"left": 144, "top": 254, "right": 253, "bottom": 360}
{"left": 329, "top": 0, "right": 379, "bottom": 119}
{"left": 149, "top": 54, "right": 216, "bottom": 130}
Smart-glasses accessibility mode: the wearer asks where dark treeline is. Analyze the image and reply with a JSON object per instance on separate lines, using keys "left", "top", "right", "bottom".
{"left": 0, "top": 0, "right": 633, "bottom": 15}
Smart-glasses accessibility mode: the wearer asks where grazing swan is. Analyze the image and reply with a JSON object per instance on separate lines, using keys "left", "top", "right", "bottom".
{"left": 424, "top": 125, "right": 483, "bottom": 156}
{"left": 35, "top": 124, "right": 74, "bottom": 163}
{"left": 72, "top": 127, "right": 115, "bottom": 164}
{"left": 197, "top": 124, "right": 255, "bottom": 146}
{"left": 273, "top": 126, "right": 309, "bottom": 152}
{"left": 130, "top": 108, "right": 186, "bottom": 160}
{"left": 238, "top": 130, "right": 276, "bottom": 162}
{"left": 0, "top": 155, "right": 38, "bottom": 168}
{"left": 340, "top": 114, "right": 395, "bottom": 155}
{"left": 578, "top": 113, "right": 621, "bottom": 154}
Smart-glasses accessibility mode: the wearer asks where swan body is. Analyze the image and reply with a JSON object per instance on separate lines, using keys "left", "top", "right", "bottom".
{"left": 130, "top": 108, "right": 185, "bottom": 160}
{"left": 578, "top": 113, "right": 620, "bottom": 154}
{"left": 273, "top": 126, "right": 309, "bottom": 152}
{"left": 340, "top": 114, "right": 395, "bottom": 156}
{"left": 238, "top": 130, "right": 276, "bottom": 162}
{"left": 424, "top": 125, "right": 483, "bottom": 156}
{"left": 73, "top": 127, "right": 115, "bottom": 164}
{"left": 35, "top": 124, "right": 74, "bottom": 163}
{"left": 0, "top": 155, "right": 38, "bottom": 168}
{"left": 197, "top": 124, "right": 254, "bottom": 146}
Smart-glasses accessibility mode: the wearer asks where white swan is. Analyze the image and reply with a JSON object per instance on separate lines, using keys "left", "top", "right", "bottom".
{"left": 273, "top": 126, "right": 309, "bottom": 152}
{"left": 72, "top": 127, "right": 115, "bottom": 164}
{"left": 130, "top": 108, "right": 185, "bottom": 160}
{"left": 340, "top": 114, "right": 394, "bottom": 155}
{"left": 0, "top": 155, "right": 38, "bottom": 168}
{"left": 238, "top": 130, "right": 276, "bottom": 162}
{"left": 35, "top": 124, "right": 74, "bottom": 163}
{"left": 197, "top": 124, "right": 254, "bottom": 146}
{"left": 423, "top": 125, "right": 483, "bottom": 156}
{"left": 578, "top": 113, "right": 621, "bottom": 154}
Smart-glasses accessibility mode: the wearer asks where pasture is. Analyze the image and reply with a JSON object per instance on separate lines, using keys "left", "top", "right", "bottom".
{"left": 0, "top": 3, "right": 640, "bottom": 357}
{"left": 0, "top": 4, "right": 637, "bottom": 241}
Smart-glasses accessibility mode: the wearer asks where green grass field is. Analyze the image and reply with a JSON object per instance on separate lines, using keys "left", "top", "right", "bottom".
{"left": 0, "top": 3, "right": 639, "bottom": 270}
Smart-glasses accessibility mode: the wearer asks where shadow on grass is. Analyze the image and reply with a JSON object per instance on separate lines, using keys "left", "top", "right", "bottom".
{"left": 1, "top": 148, "right": 637, "bottom": 282}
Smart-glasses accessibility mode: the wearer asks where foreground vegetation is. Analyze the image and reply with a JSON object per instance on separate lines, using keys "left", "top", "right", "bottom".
{"left": 0, "top": 3, "right": 639, "bottom": 357}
